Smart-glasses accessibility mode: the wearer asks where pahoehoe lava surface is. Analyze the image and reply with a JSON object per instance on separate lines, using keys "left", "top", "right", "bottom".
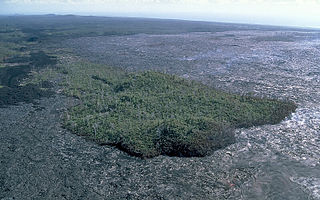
{"left": 0, "top": 51, "right": 56, "bottom": 107}
{"left": 65, "top": 30, "right": 320, "bottom": 199}
{"left": 0, "top": 95, "right": 259, "bottom": 199}
{"left": 1, "top": 29, "right": 320, "bottom": 199}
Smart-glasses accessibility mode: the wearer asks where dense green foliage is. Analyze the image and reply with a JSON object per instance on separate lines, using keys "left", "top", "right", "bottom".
{"left": 0, "top": 15, "right": 297, "bottom": 157}
{"left": 62, "top": 62, "right": 296, "bottom": 157}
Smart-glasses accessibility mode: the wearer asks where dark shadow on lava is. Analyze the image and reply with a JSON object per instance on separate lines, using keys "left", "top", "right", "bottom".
{"left": 0, "top": 51, "right": 56, "bottom": 107}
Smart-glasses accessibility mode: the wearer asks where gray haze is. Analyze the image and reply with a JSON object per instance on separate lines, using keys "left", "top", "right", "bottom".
{"left": 1, "top": 0, "right": 320, "bottom": 28}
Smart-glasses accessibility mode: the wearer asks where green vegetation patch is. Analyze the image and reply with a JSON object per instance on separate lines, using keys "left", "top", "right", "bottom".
{"left": 62, "top": 62, "right": 296, "bottom": 158}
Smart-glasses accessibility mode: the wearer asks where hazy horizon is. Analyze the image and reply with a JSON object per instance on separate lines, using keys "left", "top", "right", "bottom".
{"left": 1, "top": 0, "right": 320, "bottom": 29}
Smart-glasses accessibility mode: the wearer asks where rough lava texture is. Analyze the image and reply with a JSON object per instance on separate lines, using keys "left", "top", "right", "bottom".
{"left": 1, "top": 30, "right": 320, "bottom": 199}
{"left": 65, "top": 30, "right": 320, "bottom": 199}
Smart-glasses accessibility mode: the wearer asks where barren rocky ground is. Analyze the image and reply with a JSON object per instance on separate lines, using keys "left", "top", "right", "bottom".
{"left": 66, "top": 30, "right": 320, "bottom": 199}
{"left": 1, "top": 29, "right": 320, "bottom": 199}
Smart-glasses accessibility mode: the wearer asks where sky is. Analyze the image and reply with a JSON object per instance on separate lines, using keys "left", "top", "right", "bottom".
{"left": 1, "top": 0, "right": 320, "bottom": 28}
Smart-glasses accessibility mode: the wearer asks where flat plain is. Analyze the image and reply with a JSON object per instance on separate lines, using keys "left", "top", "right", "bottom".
{"left": 1, "top": 15, "right": 320, "bottom": 199}
{"left": 65, "top": 29, "right": 320, "bottom": 199}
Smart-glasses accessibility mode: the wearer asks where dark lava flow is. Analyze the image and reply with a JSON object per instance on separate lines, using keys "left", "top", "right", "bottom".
{"left": 65, "top": 30, "right": 320, "bottom": 199}
{"left": 0, "top": 51, "right": 56, "bottom": 107}
{"left": 1, "top": 30, "right": 319, "bottom": 199}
